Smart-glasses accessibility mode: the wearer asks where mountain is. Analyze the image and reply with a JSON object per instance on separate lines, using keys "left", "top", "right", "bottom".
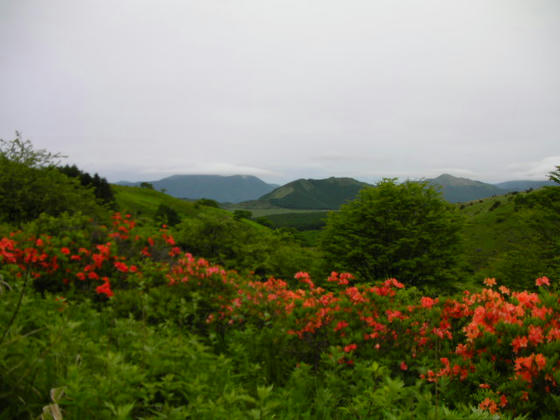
{"left": 118, "top": 175, "right": 278, "bottom": 203}
{"left": 243, "top": 177, "right": 370, "bottom": 209}
{"left": 427, "top": 174, "right": 505, "bottom": 203}
{"left": 493, "top": 180, "right": 555, "bottom": 192}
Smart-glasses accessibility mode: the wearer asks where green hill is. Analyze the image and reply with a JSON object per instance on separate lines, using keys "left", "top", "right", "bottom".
{"left": 112, "top": 184, "right": 268, "bottom": 229}
{"left": 244, "top": 177, "right": 370, "bottom": 210}
{"left": 428, "top": 174, "right": 504, "bottom": 203}
{"left": 458, "top": 186, "right": 560, "bottom": 288}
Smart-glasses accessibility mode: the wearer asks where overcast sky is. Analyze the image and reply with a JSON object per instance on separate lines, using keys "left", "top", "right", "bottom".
{"left": 1, "top": 0, "right": 559, "bottom": 184}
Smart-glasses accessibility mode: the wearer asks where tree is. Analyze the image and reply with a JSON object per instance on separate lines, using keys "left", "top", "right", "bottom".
{"left": 549, "top": 165, "right": 560, "bottom": 184}
{"left": 320, "top": 179, "right": 463, "bottom": 289}
{"left": 58, "top": 165, "right": 115, "bottom": 205}
{"left": 0, "top": 131, "right": 65, "bottom": 168}
{"left": 233, "top": 210, "right": 252, "bottom": 221}
{"left": 154, "top": 203, "right": 181, "bottom": 226}
{"left": 0, "top": 133, "right": 102, "bottom": 225}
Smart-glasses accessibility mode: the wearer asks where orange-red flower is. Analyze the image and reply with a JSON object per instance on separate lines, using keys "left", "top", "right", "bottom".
{"left": 536, "top": 276, "right": 550, "bottom": 287}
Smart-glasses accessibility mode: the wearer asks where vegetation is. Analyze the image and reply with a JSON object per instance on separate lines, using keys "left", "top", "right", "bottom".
{"left": 320, "top": 179, "right": 463, "bottom": 289}
{"left": 57, "top": 164, "right": 115, "bottom": 205}
{"left": 254, "top": 177, "right": 369, "bottom": 209}
{"left": 459, "top": 188, "right": 560, "bottom": 290}
{"left": 0, "top": 133, "right": 104, "bottom": 225}
{"left": 1, "top": 137, "right": 559, "bottom": 418}
{"left": 257, "top": 211, "right": 328, "bottom": 231}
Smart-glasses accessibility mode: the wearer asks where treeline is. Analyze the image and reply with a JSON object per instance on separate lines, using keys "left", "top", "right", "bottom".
{"left": 57, "top": 164, "right": 114, "bottom": 205}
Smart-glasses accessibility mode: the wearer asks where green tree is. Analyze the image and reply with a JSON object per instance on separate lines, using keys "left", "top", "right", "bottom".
{"left": 233, "top": 209, "right": 252, "bottom": 221}
{"left": 154, "top": 203, "right": 181, "bottom": 226}
{"left": 58, "top": 164, "right": 115, "bottom": 205}
{"left": 0, "top": 133, "right": 102, "bottom": 225}
{"left": 140, "top": 182, "right": 154, "bottom": 189}
{"left": 550, "top": 165, "right": 560, "bottom": 184}
{"left": 320, "top": 179, "right": 463, "bottom": 289}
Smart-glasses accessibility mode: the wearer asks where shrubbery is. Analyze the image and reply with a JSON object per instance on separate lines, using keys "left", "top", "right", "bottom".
{"left": 1, "top": 139, "right": 559, "bottom": 418}
{"left": 320, "top": 179, "right": 463, "bottom": 289}
{"left": 1, "top": 211, "right": 559, "bottom": 418}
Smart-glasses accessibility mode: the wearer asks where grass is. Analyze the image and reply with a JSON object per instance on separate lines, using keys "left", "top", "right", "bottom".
{"left": 112, "top": 185, "right": 198, "bottom": 217}
{"left": 458, "top": 192, "right": 536, "bottom": 273}
{"left": 225, "top": 207, "right": 332, "bottom": 218}
{"left": 112, "top": 185, "right": 271, "bottom": 233}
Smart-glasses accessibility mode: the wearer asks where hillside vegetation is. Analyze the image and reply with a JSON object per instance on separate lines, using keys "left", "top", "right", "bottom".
{"left": 244, "top": 177, "right": 369, "bottom": 210}
{"left": 2, "top": 137, "right": 560, "bottom": 419}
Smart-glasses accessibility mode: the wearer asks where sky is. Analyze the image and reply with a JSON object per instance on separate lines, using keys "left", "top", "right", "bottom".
{"left": 1, "top": 0, "right": 559, "bottom": 185}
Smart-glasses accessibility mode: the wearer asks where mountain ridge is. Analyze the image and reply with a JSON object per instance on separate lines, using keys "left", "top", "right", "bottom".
{"left": 117, "top": 173, "right": 554, "bottom": 207}
{"left": 239, "top": 177, "right": 370, "bottom": 210}
{"left": 117, "top": 174, "right": 278, "bottom": 203}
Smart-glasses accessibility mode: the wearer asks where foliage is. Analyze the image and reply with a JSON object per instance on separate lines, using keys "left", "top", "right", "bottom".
{"left": 173, "top": 212, "right": 319, "bottom": 281}
{"left": 259, "top": 177, "right": 368, "bottom": 209}
{"left": 112, "top": 184, "right": 198, "bottom": 219}
{"left": 57, "top": 164, "right": 115, "bottom": 205}
{"left": 461, "top": 188, "right": 560, "bottom": 290}
{"left": 196, "top": 198, "right": 220, "bottom": 208}
{"left": 320, "top": 179, "right": 463, "bottom": 289}
{"left": 154, "top": 203, "right": 181, "bottom": 226}
{"left": 259, "top": 211, "right": 328, "bottom": 231}
{"left": 0, "top": 135, "right": 104, "bottom": 225}
{"left": 140, "top": 182, "right": 154, "bottom": 189}
{"left": 1, "top": 139, "right": 558, "bottom": 418}
{"left": 233, "top": 210, "right": 252, "bottom": 221}
{"left": 0, "top": 131, "right": 65, "bottom": 168}
{"left": 2, "top": 212, "right": 554, "bottom": 418}
{"left": 549, "top": 165, "right": 560, "bottom": 185}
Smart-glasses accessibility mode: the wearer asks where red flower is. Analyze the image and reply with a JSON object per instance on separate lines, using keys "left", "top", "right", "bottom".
{"left": 536, "top": 276, "right": 550, "bottom": 287}
{"left": 334, "top": 321, "right": 349, "bottom": 332}
{"left": 512, "top": 336, "right": 528, "bottom": 353}
{"left": 61, "top": 247, "right": 71, "bottom": 255}
{"left": 96, "top": 278, "right": 113, "bottom": 298}
{"left": 88, "top": 271, "right": 99, "bottom": 280}
{"left": 385, "top": 278, "right": 404, "bottom": 289}
{"left": 344, "top": 343, "right": 357, "bottom": 353}
{"left": 420, "top": 296, "right": 437, "bottom": 309}
{"left": 400, "top": 361, "right": 408, "bottom": 371}
{"left": 479, "top": 398, "right": 498, "bottom": 414}
{"left": 114, "top": 261, "right": 129, "bottom": 272}
{"left": 499, "top": 394, "right": 507, "bottom": 408}
{"left": 483, "top": 278, "right": 496, "bottom": 287}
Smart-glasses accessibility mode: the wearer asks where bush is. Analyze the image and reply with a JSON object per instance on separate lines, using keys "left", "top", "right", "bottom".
{"left": 0, "top": 134, "right": 103, "bottom": 225}
{"left": 154, "top": 203, "right": 181, "bottom": 226}
{"left": 320, "top": 179, "right": 463, "bottom": 289}
{"left": 233, "top": 210, "right": 252, "bottom": 221}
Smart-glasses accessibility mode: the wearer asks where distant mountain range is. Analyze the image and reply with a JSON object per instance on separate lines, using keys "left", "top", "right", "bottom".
{"left": 427, "top": 174, "right": 555, "bottom": 203}
{"left": 118, "top": 173, "right": 555, "bottom": 207}
{"left": 118, "top": 175, "right": 278, "bottom": 203}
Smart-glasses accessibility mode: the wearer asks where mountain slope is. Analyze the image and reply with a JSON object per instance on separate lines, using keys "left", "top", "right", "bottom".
{"left": 428, "top": 174, "right": 505, "bottom": 203}
{"left": 494, "top": 180, "right": 555, "bottom": 192}
{"left": 251, "top": 177, "right": 370, "bottom": 209}
{"left": 118, "top": 175, "right": 277, "bottom": 203}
